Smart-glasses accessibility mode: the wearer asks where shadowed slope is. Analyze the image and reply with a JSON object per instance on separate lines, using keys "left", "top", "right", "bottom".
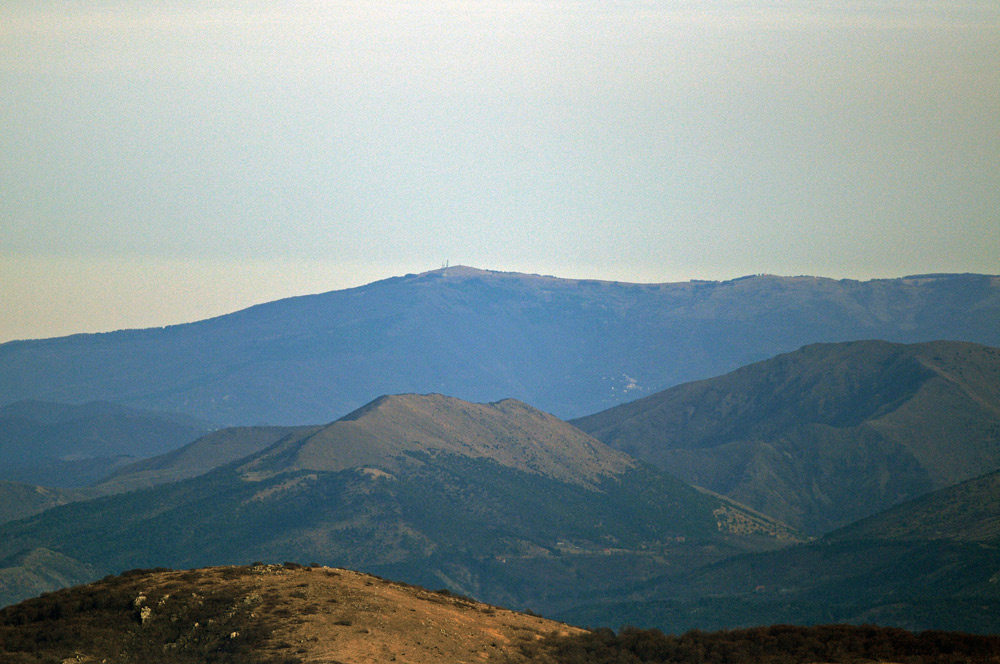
{"left": 0, "top": 400, "right": 214, "bottom": 487}
{"left": 827, "top": 468, "right": 1000, "bottom": 543}
{"left": 558, "top": 466, "right": 1000, "bottom": 635}
{"left": 574, "top": 340, "right": 1000, "bottom": 534}
{"left": 0, "top": 428, "right": 299, "bottom": 525}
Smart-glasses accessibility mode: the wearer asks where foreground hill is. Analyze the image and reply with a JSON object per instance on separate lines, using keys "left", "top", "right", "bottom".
{"left": 0, "top": 563, "right": 583, "bottom": 664}
{"left": 3, "top": 564, "right": 999, "bottom": 664}
{"left": 2, "top": 268, "right": 998, "bottom": 424}
{"left": 0, "top": 400, "right": 214, "bottom": 487}
{"left": 0, "top": 394, "right": 796, "bottom": 610}
{"left": 574, "top": 340, "right": 1000, "bottom": 534}
{"left": 561, "top": 467, "right": 1000, "bottom": 634}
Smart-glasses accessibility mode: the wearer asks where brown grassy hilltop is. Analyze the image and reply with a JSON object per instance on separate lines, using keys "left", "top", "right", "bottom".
{"left": 0, "top": 563, "right": 582, "bottom": 664}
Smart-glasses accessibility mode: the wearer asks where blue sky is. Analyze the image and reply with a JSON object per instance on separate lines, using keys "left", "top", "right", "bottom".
{"left": 2, "top": 1, "right": 998, "bottom": 341}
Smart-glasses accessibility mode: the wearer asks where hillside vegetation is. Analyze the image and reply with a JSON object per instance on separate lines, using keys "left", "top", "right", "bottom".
{"left": 0, "top": 563, "right": 582, "bottom": 664}
{"left": 94, "top": 425, "right": 304, "bottom": 494}
{"left": 0, "top": 394, "right": 796, "bottom": 611}
{"left": 0, "top": 483, "right": 89, "bottom": 525}
{"left": 525, "top": 625, "right": 1000, "bottom": 664}
{"left": 575, "top": 340, "right": 1000, "bottom": 534}
{"left": 827, "top": 468, "right": 1000, "bottom": 543}
{"left": 559, "top": 463, "right": 1000, "bottom": 635}
{"left": 0, "top": 427, "right": 297, "bottom": 525}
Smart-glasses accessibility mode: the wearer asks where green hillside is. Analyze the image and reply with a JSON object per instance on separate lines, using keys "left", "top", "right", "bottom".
{"left": 574, "top": 340, "right": 1000, "bottom": 534}
{"left": 559, "top": 466, "right": 1000, "bottom": 634}
{"left": 827, "top": 469, "right": 1000, "bottom": 543}
{"left": 0, "top": 483, "right": 91, "bottom": 525}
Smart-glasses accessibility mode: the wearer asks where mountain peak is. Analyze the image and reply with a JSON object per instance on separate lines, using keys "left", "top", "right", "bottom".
{"left": 243, "top": 393, "right": 634, "bottom": 486}
{"left": 419, "top": 264, "right": 493, "bottom": 278}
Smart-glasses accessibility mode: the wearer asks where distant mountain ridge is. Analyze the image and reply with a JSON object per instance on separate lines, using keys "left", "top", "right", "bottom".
{"left": 574, "top": 340, "right": 1000, "bottom": 534}
{"left": 0, "top": 400, "right": 215, "bottom": 487}
{"left": 1, "top": 268, "right": 998, "bottom": 424}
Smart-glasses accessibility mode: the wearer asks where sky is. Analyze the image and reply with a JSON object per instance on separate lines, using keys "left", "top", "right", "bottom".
{"left": 2, "top": 1, "right": 998, "bottom": 342}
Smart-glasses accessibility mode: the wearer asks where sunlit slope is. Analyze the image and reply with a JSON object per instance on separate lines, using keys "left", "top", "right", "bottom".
{"left": 0, "top": 563, "right": 584, "bottom": 664}
{"left": 0, "top": 394, "right": 796, "bottom": 610}
{"left": 241, "top": 394, "right": 634, "bottom": 487}
{"left": 95, "top": 425, "right": 307, "bottom": 493}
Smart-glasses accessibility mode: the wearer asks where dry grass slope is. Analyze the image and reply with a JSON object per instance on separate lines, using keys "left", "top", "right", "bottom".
{"left": 0, "top": 563, "right": 583, "bottom": 664}
{"left": 243, "top": 393, "right": 635, "bottom": 488}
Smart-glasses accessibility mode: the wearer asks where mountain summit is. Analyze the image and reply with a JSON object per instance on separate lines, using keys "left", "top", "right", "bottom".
{"left": 242, "top": 393, "right": 633, "bottom": 487}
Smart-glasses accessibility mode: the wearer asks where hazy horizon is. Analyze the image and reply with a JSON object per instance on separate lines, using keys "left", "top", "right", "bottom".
{"left": 3, "top": 1, "right": 998, "bottom": 342}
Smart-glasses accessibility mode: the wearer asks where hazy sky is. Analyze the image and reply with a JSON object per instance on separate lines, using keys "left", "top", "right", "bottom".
{"left": 2, "top": 1, "right": 998, "bottom": 342}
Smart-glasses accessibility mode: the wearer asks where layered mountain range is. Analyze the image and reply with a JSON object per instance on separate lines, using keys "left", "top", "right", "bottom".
{"left": 1, "top": 269, "right": 999, "bottom": 635}
{"left": 0, "top": 393, "right": 794, "bottom": 612}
